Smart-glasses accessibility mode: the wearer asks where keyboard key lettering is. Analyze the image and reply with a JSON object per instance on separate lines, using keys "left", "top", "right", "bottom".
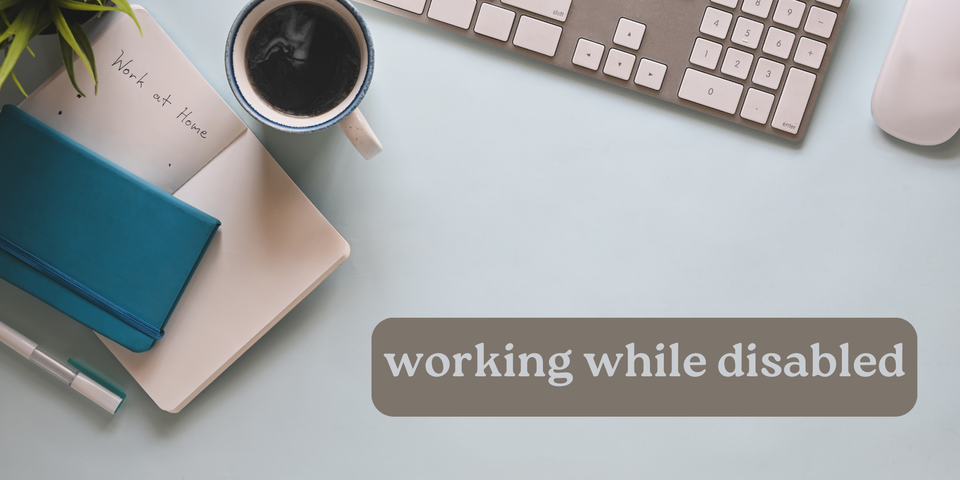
{"left": 772, "top": 67, "right": 816, "bottom": 134}
{"left": 732, "top": 17, "right": 764, "bottom": 49}
{"left": 690, "top": 37, "right": 723, "bottom": 70}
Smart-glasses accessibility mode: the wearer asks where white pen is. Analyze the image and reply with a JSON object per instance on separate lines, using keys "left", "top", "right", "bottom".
{"left": 0, "top": 319, "right": 124, "bottom": 414}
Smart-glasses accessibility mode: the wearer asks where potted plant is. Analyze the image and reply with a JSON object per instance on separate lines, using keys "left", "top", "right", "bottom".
{"left": 0, "top": 0, "right": 140, "bottom": 97}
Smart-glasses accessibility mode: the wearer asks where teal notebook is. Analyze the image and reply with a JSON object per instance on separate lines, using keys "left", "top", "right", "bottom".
{"left": 0, "top": 105, "right": 220, "bottom": 352}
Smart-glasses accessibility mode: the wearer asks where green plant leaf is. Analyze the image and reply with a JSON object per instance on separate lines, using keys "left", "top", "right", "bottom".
{"left": 0, "top": 6, "right": 23, "bottom": 44}
{"left": 0, "top": 1, "right": 40, "bottom": 94}
{"left": 10, "top": 69, "right": 26, "bottom": 96}
{"left": 57, "top": 29, "right": 84, "bottom": 96}
{"left": 29, "top": 10, "right": 53, "bottom": 38}
{"left": 53, "top": 0, "right": 118, "bottom": 11}
{"left": 55, "top": 0, "right": 141, "bottom": 35}
{"left": 0, "top": 0, "right": 25, "bottom": 11}
{"left": 49, "top": 1, "right": 97, "bottom": 89}
{"left": 69, "top": 20, "right": 95, "bottom": 94}
{"left": 13, "top": 7, "right": 41, "bottom": 58}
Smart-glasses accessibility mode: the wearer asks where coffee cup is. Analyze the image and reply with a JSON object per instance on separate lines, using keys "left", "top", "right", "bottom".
{"left": 226, "top": 0, "right": 382, "bottom": 159}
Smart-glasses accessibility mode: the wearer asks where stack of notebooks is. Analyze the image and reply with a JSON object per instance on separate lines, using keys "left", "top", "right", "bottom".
{"left": 0, "top": 106, "right": 220, "bottom": 353}
{"left": 2, "top": 6, "right": 350, "bottom": 413}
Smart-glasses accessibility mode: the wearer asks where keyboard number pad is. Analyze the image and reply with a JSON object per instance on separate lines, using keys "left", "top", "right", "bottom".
{"left": 677, "top": 0, "right": 838, "bottom": 135}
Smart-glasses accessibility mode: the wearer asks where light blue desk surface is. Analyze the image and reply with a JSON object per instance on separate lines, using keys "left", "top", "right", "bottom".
{"left": 2, "top": 1, "right": 958, "bottom": 478}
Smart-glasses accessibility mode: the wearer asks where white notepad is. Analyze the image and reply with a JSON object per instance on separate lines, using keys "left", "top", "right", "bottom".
{"left": 20, "top": 6, "right": 350, "bottom": 413}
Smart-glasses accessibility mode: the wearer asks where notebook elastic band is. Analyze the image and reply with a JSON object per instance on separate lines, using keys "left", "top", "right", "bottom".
{"left": 0, "top": 234, "right": 163, "bottom": 340}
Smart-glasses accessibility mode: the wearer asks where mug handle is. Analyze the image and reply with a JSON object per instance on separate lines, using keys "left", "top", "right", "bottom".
{"left": 338, "top": 109, "right": 383, "bottom": 160}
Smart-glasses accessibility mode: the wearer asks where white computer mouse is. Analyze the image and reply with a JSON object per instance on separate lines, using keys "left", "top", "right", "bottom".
{"left": 872, "top": 0, "right": 960, "bottom": 146}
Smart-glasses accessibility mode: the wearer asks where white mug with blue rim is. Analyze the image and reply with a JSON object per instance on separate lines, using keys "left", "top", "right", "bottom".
{"left": 227, "top": 0, "right": 382, "bottom": 159}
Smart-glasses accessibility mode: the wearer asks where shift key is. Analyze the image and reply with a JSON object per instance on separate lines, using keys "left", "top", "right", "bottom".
{"left": 502, "top": 0, "right": 572, "bottom": 22}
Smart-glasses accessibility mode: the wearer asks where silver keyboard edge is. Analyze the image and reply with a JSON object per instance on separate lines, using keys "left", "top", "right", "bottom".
{"left": 355, "top": 0, "right": 850, "bottom": 142}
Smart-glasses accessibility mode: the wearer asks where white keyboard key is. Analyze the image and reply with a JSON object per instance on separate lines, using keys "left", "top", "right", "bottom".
{"left": 740, "top": 88, "right": 775, "bottom": 124}
{"left": 762, "top": 27, "right": 795, "bottom": 59}
{"left": 700, "top": 7, "right": 733, "bottom": 40}
{"left": 711, "top": 0, "right": 739, "bottom": 7}
{"left": 720, "top": 48, "right": 754, "bottom": 80}
{"left": 428, "top": 0, "right": 478, "bottom": 29}
{"left": 604, "top": 49, "right": 637, "bottom": 80}
{"left": 634, "top": 58, "right": 667, "bottom": 91}
{"left": 772, "top": 0, "right": 806, "bottom": 29}
{"left": 678, "top": 68, "right": 744, "bottom": 114}
{"left": 613, "top": 18, "right": 646, "bottom": 50}
{"left": 794, "top": 37, "right": 827, "bottom": 69}
{"left": 752, "top": 57, "right": 785, "bottom": 89}
{"left": 501, "top": 0, "right": 571, "bottom": 22}
{"left": 804, "top": 6, "right": 837, "bottom": 38}
{"left": 731, "top": 17, "right": 764, "bottom": 49}
{"left": 772, "top": 67, "right": 816, "bottom": 134}
{"left": 513, "top": 16, "right": 563, "bottom": 57}
{"left": 816, "top": 0, "right": 842, "bottom": 7}
{"left": 690, "top": 37, "right": 723, "bottom": 70}
{"left": 375, "top": 0, "right": 428, "bottom": 14}
{"left": 741, "top": 0, "right": 774, "bottom": 19}
{"left": 474, "top": 3, "right": 516, "bottom": 42}
{"left": 572, "top": 38, "right": 604, "bottom": 71}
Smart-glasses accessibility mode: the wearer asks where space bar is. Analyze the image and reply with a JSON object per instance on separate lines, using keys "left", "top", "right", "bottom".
{"left": 501, "top": 0, "right": 572, "bottom": 22}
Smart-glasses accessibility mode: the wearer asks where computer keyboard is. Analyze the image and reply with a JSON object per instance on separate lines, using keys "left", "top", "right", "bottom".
{"left": 354, "top": 0, "right": 848, "bottom": 141}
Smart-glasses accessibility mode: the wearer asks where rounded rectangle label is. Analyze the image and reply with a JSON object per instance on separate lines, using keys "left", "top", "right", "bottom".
{"left": 372, "top": 318, "right": 917, "bottom": 416}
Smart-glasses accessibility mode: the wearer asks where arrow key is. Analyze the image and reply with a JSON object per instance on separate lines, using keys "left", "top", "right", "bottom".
{"left": 614, "top": 18, "right": 646, "bottom": 50}
{"left": 635, "top": 58, "right": 667, "bottom": 91}
{"left": 603, "top": 48, "right": 637, "bottom": 81}
{"left": 572, "top": 38, "right": 605, "bottom": 71}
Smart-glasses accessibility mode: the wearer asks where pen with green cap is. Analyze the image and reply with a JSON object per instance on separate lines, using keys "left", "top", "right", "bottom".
{"left": 0, "top": 319, "right": 125, "bottom": 414}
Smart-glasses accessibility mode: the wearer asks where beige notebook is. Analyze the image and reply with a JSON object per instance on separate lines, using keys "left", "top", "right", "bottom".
{"left": 20, "top": 6, "right": 350, "bottom": 413}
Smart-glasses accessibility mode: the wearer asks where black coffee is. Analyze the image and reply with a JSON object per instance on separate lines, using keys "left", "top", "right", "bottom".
{"left": 246, "top": 3, "right": 361, "bottom": 117}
